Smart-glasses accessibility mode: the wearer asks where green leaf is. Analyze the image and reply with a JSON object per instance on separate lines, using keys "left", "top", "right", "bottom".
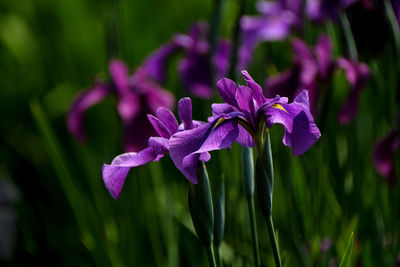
{"left": 339, "top": 232, "right": 354, "bottom": 267}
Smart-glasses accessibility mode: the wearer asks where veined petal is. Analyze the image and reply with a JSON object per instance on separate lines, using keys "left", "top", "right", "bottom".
{"left": 236, "top": 125, "right": 255, "bottom": 147}
{"left": 216, "top": 78, "right": 238, "bottom": 107}
{"left": 169, "top": 123, "right": 212, "bottom": 183}
{"left": 235, "top": 85, "right": 256, "bottom": 126}
{"left": 263, "top": 90, "right": 321, "bottom": 155}
{"left": 67, "top": 82, "right": 111, "bottom": 142}
{"left": 102, "top": 147, "right": 158, "bottom": 199}
{"left": 194, "top": 119, "right": 239, "bottom": 154}
{"left": 178, "top": 97, "right": 194, "bottom": 130}
{"left": 211, "top": 103, "right": 236, "bottom": 120}
{"left": 241, "top": 70, "right": 265, "bottom": 105}
{"left": 156, "top": 107, "right": 179, "bottom": 135}
{"left": 147, "top": 114, "right": 172, "bottom": 139}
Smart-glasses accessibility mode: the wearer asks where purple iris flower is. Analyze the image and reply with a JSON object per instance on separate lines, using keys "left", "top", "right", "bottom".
{"left": 265, "top": 35, "right": 369, "bottom": 123}
{"left": 306, "top": 0, "right": 357, "bottom": 22}
{"left": 67, "top": 60, "right": 174, "bottom": 152}
{"left": 102, "top": 97, "right": 209, "bottom": 199}
{"left": 144, "top": 22, "right": 231, "bottom": 99}
{"left": 168, "top": 70, "right": 321, "bottom": 183}
{"left": 239, "top": 0, "right": 302, "bottom": 69}
{"left": 373, "top": 129, "right": 399, "bottom": 185}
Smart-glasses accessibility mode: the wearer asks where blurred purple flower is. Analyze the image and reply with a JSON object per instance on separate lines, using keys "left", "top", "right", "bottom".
{"left": 169, "top": 71, "right": 321, "bottom": 183}
{"left": 373, "top": 129, "right": 399, "bottom": 185}
{"left": 306, "top": 0, "right": 357, "bottom": 21}
{"left": 239, "top": 0, "right": 302, "bottom": 68}
{"left": 265, "top": 35, "right": 370, "bottom": 123}
{"left": 144, "top": 22, "right": 231, "bottom": 99}
{"left": 265, "top": 35, "right": 336, "bottom": 115}
{"left": 102, "top": 97, "right": 209, "bottom": 199}
{"left": 336, "top": 58, "right": 369, "bottom": 124}
{"left": 68, "top": 60, "right": 174, "bottom": 152}
{"left": 320, "top": 237, "right": 333, "bottom": 252}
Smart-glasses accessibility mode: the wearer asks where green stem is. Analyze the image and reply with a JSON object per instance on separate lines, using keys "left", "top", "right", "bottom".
{"left": 206, "top": 245, "right": 217, "bottom": 267}
{"left": 214, "top": 245, "right": 222, "bottom": 267}
{"left": 228, "top": 0, "right": 245, "bottom": 80}
{"left": 339, "top": 12, "right": 358, "bottom": 61}
{"left": 248, "top": 197, "right": 261, "bottom": 267}
{"left": 266, "top": 215, "right": 282, "bottom": 267}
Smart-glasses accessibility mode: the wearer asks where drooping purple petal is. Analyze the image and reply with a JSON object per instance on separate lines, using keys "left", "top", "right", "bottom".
{"left": 263, "top": 90, "right": 321, "bottom": 155}
{"left": 337, "top": 58, "right": 370, "bottom": 124}
{"left": 102, "top": 147, "right": 158, "bottom": 199}
{"left": 103, "top": 136, "right": 170, "bottom": 199}
{"left": 178, "top": 97, "right": 194, "bottom": 130}
{"left": 67, "top": 82, "right": 111, "bottom": 142}
{"left": 373, "top": 130, "right": 399, "bottom": 185}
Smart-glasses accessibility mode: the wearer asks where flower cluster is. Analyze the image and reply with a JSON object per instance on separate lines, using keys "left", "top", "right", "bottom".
{"left": 103, "top": 70, "right": 321, "bottom": 196}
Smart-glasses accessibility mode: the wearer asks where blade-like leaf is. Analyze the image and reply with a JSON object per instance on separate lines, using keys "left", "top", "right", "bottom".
{"left": 339, "top": 232, "right": 354, "bottom": 267}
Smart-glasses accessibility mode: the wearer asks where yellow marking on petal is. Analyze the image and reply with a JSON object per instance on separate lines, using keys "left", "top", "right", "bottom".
{"left": 271, "top": 104, "right": 288, "bottom": 113}
{"left": 213, "top": 118, "right": 225, "bottom": 129}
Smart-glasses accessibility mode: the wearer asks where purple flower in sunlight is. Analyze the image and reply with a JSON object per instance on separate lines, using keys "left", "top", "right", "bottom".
{"left": 144, "top": 22, "right": 231, "bottom": 99}
{"left": 336, "top": 58, "right": 369, "bottom": 124}
{"left": 373, "top": 129, "right": 399, "bottom": 185}
{"left": 168, "top": 70, "right": 321, "bottom": 183}
{"left": 239, "top": 0, "right": 302, "bottom": 68}
{"left": 68, "top": 60, "right": 174, "bottom": 152}
{"left": 102, "top": 97, "right": 209, "bottom": 199}
{"left": 306, "top": 0, "right": 357, "bottom": 21}
{"left": 265, "top": 35, "right": 336, "bottom": 115}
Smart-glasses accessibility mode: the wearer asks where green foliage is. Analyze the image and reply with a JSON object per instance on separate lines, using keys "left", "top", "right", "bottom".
{"left": 1, "top": 0, "right": 399, "bottom": 266}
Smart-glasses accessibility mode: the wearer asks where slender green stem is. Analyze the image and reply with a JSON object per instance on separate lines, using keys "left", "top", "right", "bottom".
{"left": 339, "top": 12, "right": 358, "bottom": 61}
{"left": 206, "top": 245, "right": 217, "bottom": 267}
{"left": 228, "top": 0, "right": 246, "bottom": 80}
{"left": 248, "top": 198, "right": 260, "bottom": 267}
{"left": 266, "top": 215, "right": 282, "bottom": 267}
{"left": 214, "top": 245, "right": 222, "bottom": 267}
